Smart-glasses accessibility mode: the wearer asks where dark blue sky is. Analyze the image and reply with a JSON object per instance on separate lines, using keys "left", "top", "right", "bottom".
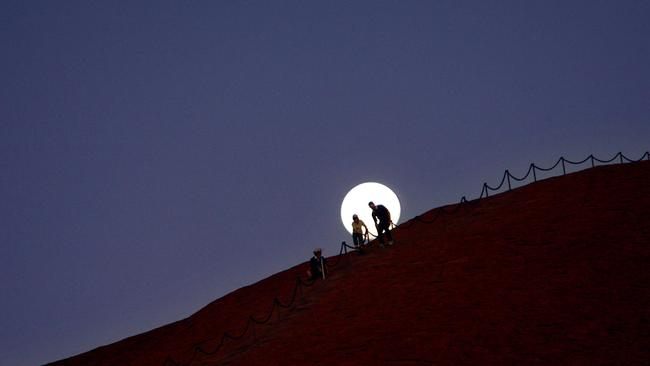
{"left": 1, "top": 1, "right": 648, "bottom": 365}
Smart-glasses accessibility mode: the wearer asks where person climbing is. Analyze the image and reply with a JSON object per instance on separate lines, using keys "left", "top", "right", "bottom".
{"left": 307, "top": 248, "right": 328, "bottom": 280}
{"left": 368, "top": 201, "right": 394, "bottom": 247}
{"left": 351, "top": 214, "right": 369, "bottom": 247}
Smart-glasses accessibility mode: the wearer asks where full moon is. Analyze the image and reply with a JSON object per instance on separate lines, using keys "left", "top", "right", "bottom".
{"left": 340, "top": 182, "right": 401, "bottom": 236}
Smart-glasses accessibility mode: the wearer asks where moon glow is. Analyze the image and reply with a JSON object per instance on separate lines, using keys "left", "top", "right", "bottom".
{"left": 340, "top": 182, "right": 401, "bottom": 236}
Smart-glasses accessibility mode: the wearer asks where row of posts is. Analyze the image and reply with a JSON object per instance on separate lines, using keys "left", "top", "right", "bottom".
{"left": 483, "top": 152, "right": 648, "bottom": 198}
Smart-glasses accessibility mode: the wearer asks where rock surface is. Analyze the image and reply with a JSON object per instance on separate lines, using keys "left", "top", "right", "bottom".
{"left": 50, "top": 161, "right": 650, "bottom": 365}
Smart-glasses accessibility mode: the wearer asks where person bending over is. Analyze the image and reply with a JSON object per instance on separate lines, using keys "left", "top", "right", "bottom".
{"left": 351, "top": 214, "right": 368, "bottom": 247}
{"left": 368, "top": 201, "right": 394, "bottom": 247}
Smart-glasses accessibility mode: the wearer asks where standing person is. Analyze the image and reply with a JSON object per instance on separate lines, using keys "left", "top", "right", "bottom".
{"left": 351, "top": 214, "right": 368, "bottom": 248}
{"left": 307, "top": 248, "right": 328, "bottom": 281}
{"left": 368, "top": 201, "right": 394, "bottom": 247}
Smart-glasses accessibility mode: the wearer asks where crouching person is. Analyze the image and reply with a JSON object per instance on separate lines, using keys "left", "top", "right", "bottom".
{"left": 307, "top": 248, "right": 328, "bottom": 281}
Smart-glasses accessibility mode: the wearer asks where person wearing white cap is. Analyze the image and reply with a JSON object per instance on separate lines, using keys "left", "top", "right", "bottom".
{"left": 351, "top": 214, "right": 368, "bottom": 247}
{"left": 307, "top": 248, "right": 328, "bottom": 281}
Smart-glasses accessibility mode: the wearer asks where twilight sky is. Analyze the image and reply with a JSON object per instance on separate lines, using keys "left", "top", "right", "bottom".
{"left": 1, "top": 1, "right": 649, "bottom": 365}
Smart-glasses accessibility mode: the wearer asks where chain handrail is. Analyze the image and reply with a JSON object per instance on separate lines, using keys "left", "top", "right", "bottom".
{"left": 162, "top": 272, "right": 319, "bottom": 366}
{"left": 160, "top": 151, "right": 647, "bottom": 366}
{"left": 399, "top": 151, "right": 648, "bottom": 228}
{"left": 162, "top": 239, "right": 363, "bottom": 366}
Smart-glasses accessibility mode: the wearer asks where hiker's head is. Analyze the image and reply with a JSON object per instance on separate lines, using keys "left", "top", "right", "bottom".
{"left": 368, "top": 201, "right": 376, "bottom": 210}
{"left": 352, "top": 214, "right": 359, "bottom": 222}
{"left": 313, "top": 248, "right": 322, "bottom": 257}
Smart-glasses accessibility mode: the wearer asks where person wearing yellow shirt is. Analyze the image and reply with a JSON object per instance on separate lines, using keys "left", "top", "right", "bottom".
{"left": 351, "top": 214, "right": 368, "bottom": 247}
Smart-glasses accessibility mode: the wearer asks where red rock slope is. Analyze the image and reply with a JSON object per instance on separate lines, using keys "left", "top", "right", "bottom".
{"left": 51, "top": 160, "right": 650, "bottom": 365}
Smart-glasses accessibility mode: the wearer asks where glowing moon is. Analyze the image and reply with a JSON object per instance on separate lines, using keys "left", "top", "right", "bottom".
{"left": 340, "top": 182, "right": 401, "bottom": 236}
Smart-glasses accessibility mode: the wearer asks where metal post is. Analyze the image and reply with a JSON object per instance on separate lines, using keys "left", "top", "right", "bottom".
{"left": 532, "top": 164, "right": 537, "bottom": 182}
{"left": 506, "top": 170, "right": 512, "bottom": 190}
{"left": 561, "top": 157, "right": 566, "bottom": 175}
{"left": 590, "top": 155, "right": 595, "bottom": 168}
{"left": 249, "top": 317, "right": 257, "bottom": 341}
{"left": 320, "top": 256, "right": 325, "bottom": 280}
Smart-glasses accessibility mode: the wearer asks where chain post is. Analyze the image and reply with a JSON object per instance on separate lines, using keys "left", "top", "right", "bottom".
{"left": 250, "top": 317, "right": 257, "bottom": 343}
{"left": 532, "top": 164, "right": 537, "bottom": 182}
{"left": 506, "top": 170, "right": 512, "bottom": 190}
{"left": 297, "top": 277, "right": 306, "bottom": 303}
{"left": 561, "top": 157, "right": 566, "bottom": 175}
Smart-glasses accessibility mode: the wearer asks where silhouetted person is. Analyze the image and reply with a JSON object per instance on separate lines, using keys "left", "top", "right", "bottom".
{"left": 307, "top": 248, "right": 328, "bottom": 280}
{"left": 351, "top": 214, "right": 368, "bottom": 247}
{"left": 369, "top": 201, "right": 393, "bottom": 247}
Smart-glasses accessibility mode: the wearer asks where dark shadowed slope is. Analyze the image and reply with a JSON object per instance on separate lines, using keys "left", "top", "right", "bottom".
{"left": 51, "top": 161, "right": 650, "bottom": 365}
